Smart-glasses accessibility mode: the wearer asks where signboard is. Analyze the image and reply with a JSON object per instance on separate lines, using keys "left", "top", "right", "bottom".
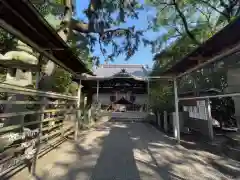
{"left": 0, "top": 155, "right": 25, "bottom": 175}
{"left": 183, "top": 100, "right": 208, "bottom": 120}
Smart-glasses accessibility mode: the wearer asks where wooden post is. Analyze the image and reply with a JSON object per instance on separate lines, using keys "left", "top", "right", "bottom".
{"left": 147, "top": 78, "right": 150, "bottom": 112}
{"left": 157, "top": 111, "right": 161, "bottom": 127}
{"left": 206, "top": 98, "right": 214, "bottom": 140}
{"left": 174, "top": 78, "right": 180, "bottom": 143}
{"left": 74, "top": 80, "right": 81, "bottom": 141}
{"left": 31, "top": 57, "right": 44, "bottom": 176}
{"left": 164, "top": 111, "right": 168, "bottom": 132}
{"left": 84, "top": 96, "right": 87, "bottom": 123}
{"left": 88, "top": 107, "right": 92, "bottom": 123}
{"left": 96, "top": 80, "right": 99, "bottom": 103}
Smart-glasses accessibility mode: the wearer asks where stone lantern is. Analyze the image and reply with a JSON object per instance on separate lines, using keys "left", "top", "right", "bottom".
{"left": 0, "top": 41, "right": 38, "bottom": 126}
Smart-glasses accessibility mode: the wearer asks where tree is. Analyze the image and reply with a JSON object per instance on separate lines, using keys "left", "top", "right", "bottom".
{"left": 145, "top": 0, "right": 240, "bottom": 52}
{"left": 147, "top": 0, "right": 239, "bottom": 126}
{"left": 149, "top": 80, "right": 174, "bottom": 112}
{"left": 0, "top": 29, "right": 16, "bottom": 54}
{"left": 24, "top": 0, "right": 153, "bottom": 96}
{"left": 33, "top": 0, "right": 149, "bottom": 62}
{"left": 147, "top": 0, "right": 240, "bottom": 89}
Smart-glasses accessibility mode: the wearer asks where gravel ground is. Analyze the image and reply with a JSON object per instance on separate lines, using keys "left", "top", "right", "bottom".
{"left": 8, "top": 122, "right": 240, "bottom": 180}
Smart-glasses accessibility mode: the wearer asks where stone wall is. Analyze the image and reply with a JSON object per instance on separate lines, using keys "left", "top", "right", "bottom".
{"left": 110, "top": 111, "right": 154, "bottom": 122}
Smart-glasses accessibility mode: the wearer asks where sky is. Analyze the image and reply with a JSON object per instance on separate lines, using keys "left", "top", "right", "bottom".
{"left": 75, "top": 0, "right": 161, "bottom": 68}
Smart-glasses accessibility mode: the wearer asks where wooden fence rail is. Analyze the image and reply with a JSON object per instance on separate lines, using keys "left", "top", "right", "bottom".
{"left": 0, "top": 84, "right": 79, "bottom": 177}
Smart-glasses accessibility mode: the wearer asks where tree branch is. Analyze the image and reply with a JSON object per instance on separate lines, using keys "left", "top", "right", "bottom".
{"left": 199, "top": 0, "right": 230, "bottom": 21}
{"left": 100, "top": 27, "right": 134, "bottom": 39}
{"left": 173, "top": 26, "right": 183, "bottom": 36}
{"left": 194, "top": 6, "right": 214, "bottom": 35}
{"left": 236, "top": 3, "right": 240, "bottom": 16}
{"left": 98, "top": 34, "right": 107, "bottom": 58}
{"left": 86, "top": 0, "right": 102, "bottom": 20}
{"left": 71, "top": 19, "right": 93, "bottom": 33}
{"left": 71, "top": 18, "right": 135, "bottom": 39}
{"left": 226, "top": 0, "right": 239, "bottom": 17}
{"left": 172, "top": 0, "right": 200, "bottom": 45}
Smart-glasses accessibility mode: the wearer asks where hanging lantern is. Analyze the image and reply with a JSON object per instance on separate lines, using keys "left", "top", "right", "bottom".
{"left": 110, "top": 95, "right": 116, "bottom": 102}
{"left": 130, "top": 95, "right": 136, "bottom": 103}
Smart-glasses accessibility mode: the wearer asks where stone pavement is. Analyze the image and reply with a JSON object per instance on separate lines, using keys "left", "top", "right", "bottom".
{"left": 9, "top": 122, "right": 240, "bottom": 180}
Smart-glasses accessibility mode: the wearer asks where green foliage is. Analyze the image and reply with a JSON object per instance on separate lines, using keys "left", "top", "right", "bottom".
{"left": 51, "top": 66, "right": 72, "bottom": 93}
{"left": 149, "top": 81, "right": 174, "bottom": 112}
{"left": 33, "top": 0, "right": 65, "bottom": 16}
{"left": 31, "top": 1, "right": 94, "bottom": 94}
{"left": 32, "top": 1, "right": 94, "bottom": 68}
{"left": 146, "top": 0, "right": 240, "bottom": 54}
{"left": 67, "top": 82, "right": 78, "bottom": 96}
{"left": 0, "top": 29, "right": 16, "bottom": 54}
{"left": 147, "top": 0, "right": 240, "bottom": 113}
{"left": 32, "top": 0, "right": 150, "bottom": 61}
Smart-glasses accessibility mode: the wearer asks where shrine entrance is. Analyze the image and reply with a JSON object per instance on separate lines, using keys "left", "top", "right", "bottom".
{"left": 112, "top": 97, "right": 136, "bottom": 112}
{"left": 79, "top": 65, "right": 150, "bottom": 113}
{"left": 77, "top": 64, "right": 154, "bottom": 122}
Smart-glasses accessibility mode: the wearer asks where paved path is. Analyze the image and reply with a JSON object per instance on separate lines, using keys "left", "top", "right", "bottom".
{"left": 9, "top": 122, "right": 240, "bottom": 180}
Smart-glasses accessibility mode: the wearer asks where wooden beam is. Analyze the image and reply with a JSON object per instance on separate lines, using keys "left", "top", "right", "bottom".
{"left": 0, "top": 60, "right": 38, "bottom": 71}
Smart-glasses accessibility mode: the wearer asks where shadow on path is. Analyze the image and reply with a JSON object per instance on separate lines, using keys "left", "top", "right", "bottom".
{"left": 90, "top": 123, "right": 140, "bottom": 180}
{"left": 10, "top": 122, "right": 240, "bottom": 180}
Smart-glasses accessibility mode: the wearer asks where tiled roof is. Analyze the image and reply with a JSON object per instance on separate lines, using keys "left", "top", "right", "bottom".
{"left": 94, "top": 64, "right": 149, "bottom": 78}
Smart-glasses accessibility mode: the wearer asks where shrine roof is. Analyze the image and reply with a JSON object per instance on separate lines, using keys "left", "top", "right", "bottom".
{"left": 77, "top": 64, "right": 150, "bottom": 81}
{"left": 94, "top": 64, "right": 149, "bottom": 77}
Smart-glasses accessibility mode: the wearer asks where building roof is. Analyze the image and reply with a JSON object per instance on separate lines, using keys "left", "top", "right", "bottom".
{"left": 94, "top": 64, "right": 149, "bottom": 78}
{"left": 179, "top": 88, "right": 221, "bottom": 98}
{"left": 158, "top": 16, "right": 240, "bottom": 76}
{"left": 77, "top": 64, "right": 150, "bottom": 82}
{"left": 77, "top": 64, "right": 149, "bottom": 94}
{"left": 0, "top": 0, "right": 92, "bottom": 75}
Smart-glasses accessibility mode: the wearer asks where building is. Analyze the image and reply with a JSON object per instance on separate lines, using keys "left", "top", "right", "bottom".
{"left": 81, "top": 64, "right": 150, "bottom": 111}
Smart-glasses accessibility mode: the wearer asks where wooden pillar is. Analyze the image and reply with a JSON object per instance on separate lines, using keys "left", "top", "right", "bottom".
{"left": 164, "top": 111, "right": 168, "bottom": 132}
{"left": 147, "top": 78, "right": 150, "bottom": 112}
{"left": 157, "top": 111, "right": 161, "bottom": 128}
{"left": 88, "top": 108, "right": 92, "bottom": 123}
{"left": 74, "top": 80, "right": 82, "bottom": 141}
{"left": 174, "top": 78, "right": 180, "bottom": 143}
{"left": 84, "top": 96, "right": 87, "bottom": 123}
{"left": 96, "top": 80, "right": 99, "bottom": 103}
{"left": 206, "top": 98, "right": 214, "bottom": 140}
{"left": 31, "top": 57, "right": 44, "bottom": 175}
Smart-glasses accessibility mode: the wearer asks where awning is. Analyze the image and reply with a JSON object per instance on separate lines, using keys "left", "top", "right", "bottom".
{"left": 179, "top": 88, "right": 221, "bottom": 98}
{"left": 0, "top": 0, "right": 92, "bottom": 75}
{"left": 158, "top": 17, "right": 240, "bottom": 75}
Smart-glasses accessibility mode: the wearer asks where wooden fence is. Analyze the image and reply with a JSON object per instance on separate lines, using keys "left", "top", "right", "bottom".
{"left": 0, "top": 83, "right": 79, "bottom": 177}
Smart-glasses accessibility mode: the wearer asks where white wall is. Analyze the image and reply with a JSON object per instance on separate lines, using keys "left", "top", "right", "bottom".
{"left": 92, "top": 93, "right": 148, "bottom": 105}
{"left": 183, "top": 100, "right": 208, "bottom": 120}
